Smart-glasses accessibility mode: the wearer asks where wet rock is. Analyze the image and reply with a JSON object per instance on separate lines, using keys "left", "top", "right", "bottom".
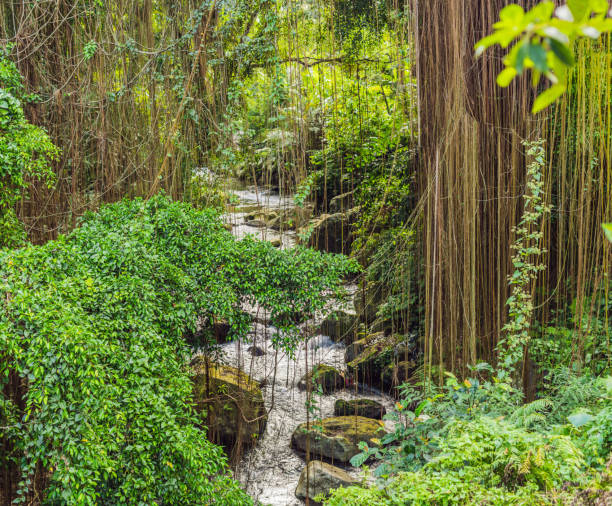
{"left": 192, "top": 362, "right": 267, "bottom": 451}
{"left": 245, "top": 209, "right": 279, "bottom": 223}
{"left": 346, "top": 333, "right": 415, "bottom": 393}
{"left": 329, "top": 190, "right": 354, "bottom": 213}
{"left": 307, "top": 209, "right": 358, "bottom": 254}
{"left": 318, "top": 310, "right": 358, "bottom": 343}
{"left": 268, "top": 212, "right": 295, "bottom": 231}
{"left": 246, "top": 219, "right": 267, "bottom": 228}
{"left": 294, "top": 203, "right": 315, "bottom": 229}
{"left": 344, "top": 332, "right": 383, "bottom": 364}
{"left": 295, "top": 460, "right": 356, "bottom": 502}
{"left": 291, "top": 416, "right": 386, "bottom": 463}
{"left": 213, "top": 318, "right": 231, "bottom": 343}
{"left": 247, "top": 345, "right": 266, "bottom": 357}
{"left": 297, "top": 365, "right": 345, "bottom": 394}
{"left": 334, "top": 399, "right": 386, "bottom": 420}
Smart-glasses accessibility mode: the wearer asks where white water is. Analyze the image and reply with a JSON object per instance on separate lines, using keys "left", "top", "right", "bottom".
{"left": 220, "top": 186, "right": 394, "bottom": 505}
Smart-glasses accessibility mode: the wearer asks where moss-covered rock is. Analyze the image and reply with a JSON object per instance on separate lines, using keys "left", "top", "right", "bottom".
{"left": 334, "top": 399, "right": 386, "bottom": 420}
{"left": 291, "top": 416, "right": 386, "bottom": 463}
{"left": 346, "top": 333, "right": 415, "bottom": 392}
{"left": 297, "top": 364, "right": 345, "bottom": 394}
{"left": 329, "top": 191, "right": 354, "bottom": 213}
{"left": 245, "top": 209, "right": 279, "bottom": 223}
{"left": 192, "top": 361, "right": 267, "bottom": 451}
{"left": 344, "top": 332, "right": 383, "bottom": 363}
{"left": 306, "top": 209, "right": 358, "bottom": 254}
{"left": 295, "top": 460, "right": 356, "bottom": 502}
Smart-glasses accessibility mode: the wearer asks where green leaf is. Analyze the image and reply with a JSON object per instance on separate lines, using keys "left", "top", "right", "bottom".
{"left": 590, "top": 0, "right": 609, "bottom": 14}
{"left": 567, "top": 0, "right": 589, "bottom": 21}
{"left": 500, "top": 4, "right": 525, "bottom": 22}
{"left": 515, "top": 41, "right": 529, "bottom": 73}
{"left": 568, "top": 412, "right": 595, "bottom": 428}
{"left": 532, "top": 83, "right": 566, "bottom": 113}
{"left": 602, "top": 223, "right": 612, "bottom": 243}
{"left": 528, "top": 2, "right": 556, "bottom": 21}
{"left": 349, "top": 451, "right": 370, "bottom": 467}
{"left": 497, "top": 67, "right": 518, "bottom": 87}
{"left": 548, "top": 38, "right": 575, "bottom": 66}
{"left": 527, "top": 43, "right": 548, "bottom": 72}
{"left": 475, "top": 34, "right": 503, "bottom": 56}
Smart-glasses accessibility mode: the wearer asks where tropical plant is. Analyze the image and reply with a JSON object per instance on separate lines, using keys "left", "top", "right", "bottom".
{"left": 475, "top": 0, "right": 612, "bottom": 112}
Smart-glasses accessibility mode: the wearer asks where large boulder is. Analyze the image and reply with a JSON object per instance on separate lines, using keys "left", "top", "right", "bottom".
{"left": 318, "top": 310, "right": 358, "bottom": 343}
{"left": 346, "top": 333, "right": 415, "bottom": 393}
{"left": 297, "top": 365, "right": 345, "bottom": 394}
{"left": 334, "top": 399, "right": 386, "bottom": 420}
{"left": 266, "top": 205, "right": 314, "bottom": 232}
{"left": 295, "top": 460, "right": 356, "bottom": 503}
{"left": 344, "top": 332, "right": 383, "bottom": 364}
{"left": 307, "top": 208, "right": 358, "bottom": 254}
{"left": 291, "top": 416, "right": 386, "bottom": 463}
{"left": 329, "top": 191, "right": 354, "bottom": 213}
{"left": 293, "top": 203, "right": 315, "bottom": 229}
{"left": 192, "top": 361, "right": 267, "bottom": 451}
{"left": 245, "top": 208, "right": 279, "bottom": 224}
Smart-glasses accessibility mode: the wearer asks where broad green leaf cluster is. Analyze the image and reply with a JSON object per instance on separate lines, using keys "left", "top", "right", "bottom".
{"left": 475, "top": 1, "right": 612, "bottom": 112}
{"left": 0, "top": 195, "right": 356, "bottom": 504}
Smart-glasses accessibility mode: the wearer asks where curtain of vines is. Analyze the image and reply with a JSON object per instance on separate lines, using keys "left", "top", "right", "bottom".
{"left": 415, "top": 0, "right": 610, "bottom": 383}
{"left": 0, "top": 0, "right": 276, "bottom": 244}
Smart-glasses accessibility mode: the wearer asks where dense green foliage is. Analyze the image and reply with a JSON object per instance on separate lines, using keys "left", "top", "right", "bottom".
{"left": 0, "top": 1, "right": 609, "bottom": 504}
{"left": 0, "top": 47, "right": 58, "bottom": 246}
{"left": 0, "top": 195, "right": 355, "bottom": 503}
{"left": 327, "top": 367, "right": 611, "bottom": 505}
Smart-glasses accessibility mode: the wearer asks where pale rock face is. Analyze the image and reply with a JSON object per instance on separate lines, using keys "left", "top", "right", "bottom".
{"left": 295, "top": 460, "right": 356, "bottom": 502}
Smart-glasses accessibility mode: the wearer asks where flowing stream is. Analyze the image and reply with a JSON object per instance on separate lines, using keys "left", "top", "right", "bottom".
{"left": 221, "top": 184, "right": 395, "bottom": 505}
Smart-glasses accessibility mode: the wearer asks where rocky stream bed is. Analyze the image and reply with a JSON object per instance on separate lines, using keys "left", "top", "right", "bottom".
{"left": 213, "top": 184, "right": 396, "bottom": 505}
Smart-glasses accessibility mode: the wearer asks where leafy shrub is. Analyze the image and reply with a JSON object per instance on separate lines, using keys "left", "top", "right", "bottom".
{"left": 325, "top": 470, "right": 562, "bottom": 505}
{"left": 0, "top": 195, "right": 356, "bottom": 503}
{"left": 338, "top": 365, "right": 610, "bottom": 506}
{"left": 330, "top": 416, "right": 584, "bottom": 506}
{"left": 0, "top": 47, "right": 58, "bottom": 247}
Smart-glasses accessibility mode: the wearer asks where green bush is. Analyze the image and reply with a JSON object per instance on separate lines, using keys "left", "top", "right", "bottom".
{"left": 337, "top": 366, "right": 610, "bottom": 506}
{"left": 329, "top": 416, "right": 584, "bottom": 506}
{"left": 0, "top": 47, "right": 58, "bottom": 247}
{"left": 0, "top": 195, "right": 356, "bottom": 504}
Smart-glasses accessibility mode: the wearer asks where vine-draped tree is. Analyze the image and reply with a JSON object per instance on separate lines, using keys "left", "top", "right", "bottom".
{"left": 415, "top": 0, "right": 610, "bottom": 386}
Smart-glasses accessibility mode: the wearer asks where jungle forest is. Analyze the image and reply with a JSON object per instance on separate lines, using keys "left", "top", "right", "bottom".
{"left": 0, "top": 0, "right": 611, "bottom": 504}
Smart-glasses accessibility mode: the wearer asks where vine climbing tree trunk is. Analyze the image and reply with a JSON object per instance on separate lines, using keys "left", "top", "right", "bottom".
{"left": 414, "top": 0, "right": 541, "bottom": 380}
